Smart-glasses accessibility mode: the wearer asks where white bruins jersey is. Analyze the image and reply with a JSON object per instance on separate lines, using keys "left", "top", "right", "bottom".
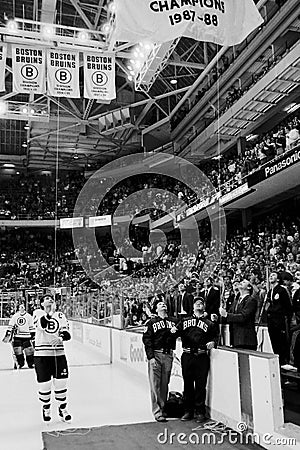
{"left": 8, "top": 312, "right": 34, "bottom": 339}
{"left": 33, "top": 310, "right": 70, "bottom": 357}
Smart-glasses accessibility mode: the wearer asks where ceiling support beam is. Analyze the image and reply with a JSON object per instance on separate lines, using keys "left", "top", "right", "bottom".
{"left": 29, "top": 123, "right": 81, "bottom": 142}
{"left": 40, "top": 0, "right": 57, "bottom": 23}
{"left": 0, "top": 92, "right": 18, "bottom": 101}
{"left": 83, "top": 99, "right": 94, "bottom": 120}
{"left": 69, "top": 0, "right": 94, "bottom": 30}
{"left": 46, "top": 96, "right": 82, "bottom": 121}
{"left": 168, "top": 61, "right": 205, "bottom": 70}
{"left": 88, "top": 86, "right": 190, "bottom": 121}
{"left": 94, "top": 0, "right": 105, "bottom": 29}
{"left": 66, "top": 98, "right": 82, "bottom": 117}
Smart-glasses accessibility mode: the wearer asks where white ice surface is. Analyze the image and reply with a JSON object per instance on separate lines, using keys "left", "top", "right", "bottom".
{"left": 0, "top": 333, "right": 152, "bottom": 450}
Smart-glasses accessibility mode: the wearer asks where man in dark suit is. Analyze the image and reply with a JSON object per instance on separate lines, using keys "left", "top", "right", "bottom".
{"left": 178, "top": 284, "right": 194, "bottom": 317}
{"left": 165, "top": 288, "right": 180, "bottom": 318}
{"left": 200, "top": 277, "right": 220, "bottom": 317}
{"left": 266, "top": 272, "right": 293, "bottom": 365}
{"left": 219, "top": 279, "right": 258, "bottom": 350}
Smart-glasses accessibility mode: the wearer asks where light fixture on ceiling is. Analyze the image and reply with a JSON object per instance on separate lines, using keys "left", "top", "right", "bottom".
{"left": 102, "top": 23, "right": 111, "bottom": 34}
{"left": 170, "top": 64, "right": 178, "bottom": 86}
{"left": 3, "top": 163, "right": 15, "bottom": 168}
{"left": 108, "top": 2, "right": 116, "bottom": 14}
{"left": 73, "top": 152, "right": 79, "bottom": 160}
{"left": 133, "top": 60, "right": 143, "bottom": 69}
{"left": 77, "top": 30, "right": 89, "bottom": 41}
{"left": 6, "top": 20, "right": 18, "bottom": 33}
{"left": 22, "top": 142, "right": 27, "bottom": 148}
{"left": 41, "top": 24, "right": 56, "bottom": 40}
{"left": 24, "top": 124, "right": 30, "bottom": 130}
{"left": 128, "top": 43, "right": 155, "bottom": 82}
{"left": 141, "top": 41, "right": 154, "bottom": 52}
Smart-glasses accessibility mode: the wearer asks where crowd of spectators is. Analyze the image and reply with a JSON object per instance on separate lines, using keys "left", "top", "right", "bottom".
{"left": 96, "top": 207, "right": 300, "bottom": 328}
{"left": 1, "top": 205, "right": 300, "bottom": 331}
{"left": 0, "top": 229, "right": 83, "bottom": 290}
{"left": 0, "top": 173, "right": 86, "bottom": 219}
{"left": 0, "top": 110, "right": 298, "bottom": 223}
{"left": 194, "top": 112, "right": 300, "bottom": 200}
{"left": 0, "top": 89, "right": 299, "bottom": 229}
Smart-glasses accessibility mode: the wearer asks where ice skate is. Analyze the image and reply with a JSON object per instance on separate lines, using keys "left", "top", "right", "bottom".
{"left": 58, "top": 406, "right": 72, "bottom": 422}
{"left": 42, "top": 406, "right": 51, "bottom": 422}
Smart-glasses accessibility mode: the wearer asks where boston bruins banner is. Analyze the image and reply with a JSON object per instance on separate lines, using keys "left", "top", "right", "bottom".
{"left": 47, "top": 49, "right": 80, "bottom": 98}
{"left": 83, "top": 52, "right": 116, "bottom": 101}
{"left": 0, "top": 44, "right": 7, "bottom": 92}
{"left": 12, "top": 45, "right": 46, "bottom": 94}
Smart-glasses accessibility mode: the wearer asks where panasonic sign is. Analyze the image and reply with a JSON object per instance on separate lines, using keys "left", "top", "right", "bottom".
{"left": 265, "top": 149, "right": 300, "bottom": 178}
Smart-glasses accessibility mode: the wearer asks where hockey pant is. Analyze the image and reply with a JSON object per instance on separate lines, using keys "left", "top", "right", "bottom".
{"left": 13, "top": 340, "right": 34, "bottom": 368}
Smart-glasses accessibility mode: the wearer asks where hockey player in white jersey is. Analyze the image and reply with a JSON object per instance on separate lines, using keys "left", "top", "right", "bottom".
{"left": 33, "top": 294, "right": 72, "bottom": 423}
{"left": 6, "top": 303, "right": 35, "bottom": 368}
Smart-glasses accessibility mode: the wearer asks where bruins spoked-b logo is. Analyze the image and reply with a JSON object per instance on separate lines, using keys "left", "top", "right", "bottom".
{"left": 45, "top": 318, "right": 59, "bottom": 334}
{"left": 21, "top": 64, "right": 38, "bottom": 81}
{"left": 55, "top": 69, "right": 72, "bottom": 84}
{"left": 92, "top": 71, "right": 108, "bottom": 87}
{"left": 16, "top": 316, "right": 26, "bottom": 327}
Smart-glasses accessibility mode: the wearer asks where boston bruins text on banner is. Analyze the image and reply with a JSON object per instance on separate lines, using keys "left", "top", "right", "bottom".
{"left": 114, "top": 0, "right": 263, "bottom": 46}
{"left": 47, "top": 49, "right": 80, "bottom": 98}
{"left": 0, "top": 44, "right": 7, "bottom": 92}
{"left": 12, "top": 45, "right": 46, "bottom": 94}
{"left": 83, "top": 52, "right": 116, "bottom": 101}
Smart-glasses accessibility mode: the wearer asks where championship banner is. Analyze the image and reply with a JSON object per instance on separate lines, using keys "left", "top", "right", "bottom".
{"left": 12, "top": 45, "right": 46, "bottom": 94}
{"left": 47, "top": 49, "right": 80, "bottom": 98}
{"left": 84, "top": 52, "right": 116, "bottom": 100}
{"left": 0, "top": 44, "right": 7, "bottom": 92}
{"left": 114, "top": 0, "right": 264, "bottom": 46}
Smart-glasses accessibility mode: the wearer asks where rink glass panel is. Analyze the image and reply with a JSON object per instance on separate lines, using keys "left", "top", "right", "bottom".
{"left": 0, "top": 288, "right": 128, "bottom": 330}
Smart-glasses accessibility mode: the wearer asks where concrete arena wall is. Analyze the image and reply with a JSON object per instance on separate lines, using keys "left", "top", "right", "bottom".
{"left": 68, "top": 320, "right": 300, "bottom": 449}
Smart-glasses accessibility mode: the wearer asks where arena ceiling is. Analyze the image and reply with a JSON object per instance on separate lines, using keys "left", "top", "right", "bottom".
{"left": 0, "top": 0, "right": 219, "bottom": 170}
{"left": 0, "top": 0, "right": 298, "bottom": 171}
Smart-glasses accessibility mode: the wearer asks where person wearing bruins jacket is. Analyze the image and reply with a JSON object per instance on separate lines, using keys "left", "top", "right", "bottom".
{"left": 171, "top": 297, "right": 218, "bottom": 423}
{"left": 142, "top": 301, "right": 177, "bottom": 422}
{"left": 33, "top": 294, "right": 72, "bottom": 423}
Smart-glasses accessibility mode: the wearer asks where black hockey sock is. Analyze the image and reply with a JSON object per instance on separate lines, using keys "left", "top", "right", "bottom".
{"left": 15, "top": 354, "right": 25, "bottom": 367}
